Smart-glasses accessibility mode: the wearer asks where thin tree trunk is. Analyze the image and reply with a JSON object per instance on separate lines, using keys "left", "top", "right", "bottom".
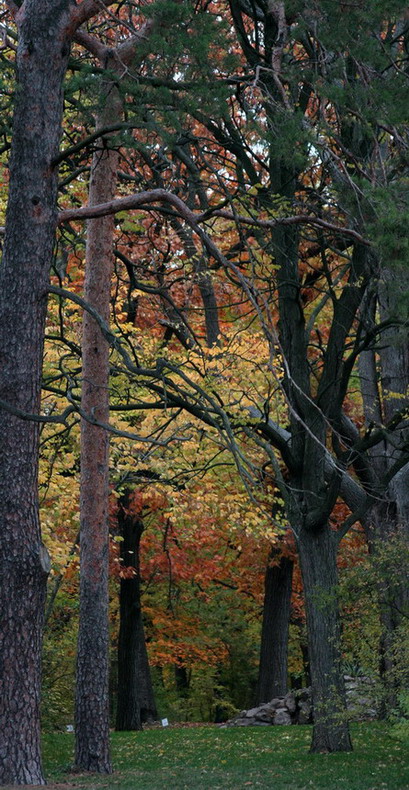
{"left": 0, "top": 2, "right": 72, "bottom": 784}
{"left": 298, "top": 527, "right": 352, "bottom": 753}
{"left": 116, "top": 496, "right": 157, "bottom": 730}
{"left": 290, "top": 615, "right": 311, "bottom": 688}
{"left": 74, "top": 65, "right": 120, "bottom": 773}
{"left": 255, "top": 549, "right": 293, "bottom": 703}
{"left": 74, "top": 21, "right": 159, "bottom": 762}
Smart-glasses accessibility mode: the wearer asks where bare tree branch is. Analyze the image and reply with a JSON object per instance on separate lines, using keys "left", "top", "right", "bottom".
{"left": 202, "top": 209, "right": 370, "bottom": 246}
{"left": 68, "top": 0, "right": 118, "bottom": 33}
{"left": 58, "top": 189, "right": 370, "bottom": 246}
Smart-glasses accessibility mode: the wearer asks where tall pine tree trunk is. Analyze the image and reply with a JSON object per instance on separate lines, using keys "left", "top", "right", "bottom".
{"left": 74, "top": 22, "right": 157, "bottom": 761}
{"left": 0, "top": 3, "right": 72, "bottom": 784}
{"left": 255, "top": 549, "right": 293, "bottom": 703}
{"left": 74, "top": 65, "right": 120, "bottom": 773}
{"left": 116, "top": 496, "right": 157, "bottom": 730}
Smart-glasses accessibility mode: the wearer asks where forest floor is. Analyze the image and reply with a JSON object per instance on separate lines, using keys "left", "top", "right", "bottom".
{"left": 26, "top": 723, "right": 409, "bottom": 789}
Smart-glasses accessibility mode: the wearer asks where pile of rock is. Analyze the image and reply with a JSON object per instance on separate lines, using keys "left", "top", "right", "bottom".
{"left": 223, "top": 676, "right": 377, "bottom": 727}
{"left": 344, "top": 675, "right": 377, "bottom": 720}
{"left": 222, "top": 689, "right": 312, "bottom": 727}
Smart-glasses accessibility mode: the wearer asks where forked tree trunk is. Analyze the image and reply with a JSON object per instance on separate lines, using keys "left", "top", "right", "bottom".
{"left": 298, "top": 527, "right": 352, "bottom": 753}
{"left": 255, "top": 550, "right": 293, "bottom": 704}
{"left": 0, "top": 2, "right": 72, "bottom": 784}
{"left": 74, "top": 69, "right": 120, "bottom": 773}
{"left": 271, "top": 181, "right": 352, "bottom": 750}
{"left": 116, "top": 497, "right": 157, "bottom": 730}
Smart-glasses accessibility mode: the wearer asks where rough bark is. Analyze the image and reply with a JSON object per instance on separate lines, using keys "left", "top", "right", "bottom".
{"left": 116, "top": 496, "right": 157, "bottom": 730}
{"left": 298, "top": 527, "right": 352, "bottom": 753}
{"left": 255, "top": 550, "right": 293, "bottom": 704}
{"left": 74, "top": 63, "right": 120, "bottom": 773}
{"left": 75, "top": 20, "right": 160, "bottom": 761}
{"left": 74, "top": 51, "right": 126, "bottom": 770}
{"left": 0, "top": 2, "right": 72, "bottom": 784}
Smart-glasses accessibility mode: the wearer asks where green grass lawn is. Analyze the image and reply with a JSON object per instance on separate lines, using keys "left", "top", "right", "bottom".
{"left": 41, "top": 723, "right": 409, "bottom": 790}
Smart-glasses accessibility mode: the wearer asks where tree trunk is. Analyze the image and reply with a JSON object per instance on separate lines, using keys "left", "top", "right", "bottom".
{"left": 298, "top": 526, "right": 352, "bottom": 753}
{"left": 358, "top": 268, "right": 409, "bottom": 711}
{"left": 377, "top": 266, "right": 409, "bottom": 700}
{"left": 0, "top": 3, "right": 72, "bottom": 784}
{"left": 364, "top": 501, "right": 408, "bottom": 714}
{"left": 175, "top": 663, "right": 190, "bottom": 695}
{"left": 74, "top": 65, "right": 120, "bottom": 773}
{"left": 290, "top": 616, "right": 311, "bottom": 689}
{"left": 272, "top": 179, "right": 352, "bottom": 751}
{"left": 116, "top": 497, "right": 157, "bottom": 730}
{"left": 255, "top": 550, "right": 293, "bottom": 704}
{"left": 74, "top": 18, "right": 163, "bottom": 759}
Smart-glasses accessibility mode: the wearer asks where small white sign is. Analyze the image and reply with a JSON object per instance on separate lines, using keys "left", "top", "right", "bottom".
{"left": 161, "top": 718, "right": 169, "bottom": 727}
{"left": 66, "top": 725, "right": 74, "bottom": 733}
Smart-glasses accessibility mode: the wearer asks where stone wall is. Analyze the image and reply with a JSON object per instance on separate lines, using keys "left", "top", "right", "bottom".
{"left": 222, "top": 676, "right": 377, "bottom": 727}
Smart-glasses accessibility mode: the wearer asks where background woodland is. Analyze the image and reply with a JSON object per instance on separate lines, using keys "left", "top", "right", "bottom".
{"left": 0, "top": 0, "right": 409, "bottom": 785}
